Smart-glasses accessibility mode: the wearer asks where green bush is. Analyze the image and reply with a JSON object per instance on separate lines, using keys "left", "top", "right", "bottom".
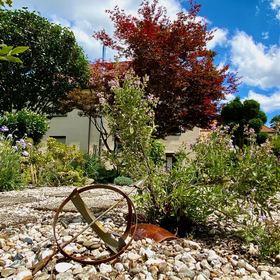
{"left": 256, "top": 131, "right": 268, "bottom": 145}
{"left": 271, "top": 135, "right": 280, "bottom": 157}
{"left": 0, "top": 109, "right": 49, "bottom": 144}
{"left": 97, "top": 169, "right": 119, "bottom": 184}
{"left": 0, "top": 139, "right": 23, "bottom": 191}
{"left": 136, "top": 127, "right": 280, "bottom": 257}
{"left": 150, "top": 139, "right": 165, "bottom": 166}
{"left": 114, "top": 176, "right": 133, "bottom": 186}
{"left": 24, "top": 137, "right": 86, "bottom": 187}
{"left": 83, "top": 154, "right": 119, "bottom": 183}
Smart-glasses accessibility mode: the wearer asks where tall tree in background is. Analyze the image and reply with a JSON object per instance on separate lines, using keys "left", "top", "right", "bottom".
{"left": 221, "top": 97, "right": 267, "bottom": 146}
{"left": 270, "top": 114, "right": 280, "bottom": 131}
{"left": 91, "top": 0, "right": 238, "bottom": 137}
{"left": 0, "top": 9, "right": 89, "bottom": 115}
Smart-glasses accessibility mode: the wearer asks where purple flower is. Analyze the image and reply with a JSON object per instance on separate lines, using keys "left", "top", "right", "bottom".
{"left": 21, "top": 151, "right": 29, "bottom": 157}
{"left": 0, "top": 125, "right": 9, "bottom": 132}
{"left": 16, "top": 139, "right": 26, "bottom": 149}
{"left": 258, "top": 215, "right": 267, "bottom": 222}
{"left": 12, "top": 146, "right": 18, "bottom": 151}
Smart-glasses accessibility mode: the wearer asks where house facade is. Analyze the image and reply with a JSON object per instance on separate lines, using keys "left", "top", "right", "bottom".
{"left": 44, "top": 110, "right": 201, "bottom": 166}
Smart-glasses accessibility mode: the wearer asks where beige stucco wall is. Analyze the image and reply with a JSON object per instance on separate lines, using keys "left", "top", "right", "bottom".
{"left": 161, "top": 127, "right": 200, "bottom": 154}
{"left": 45, "top": 110, "right": 201, "bottom": 156}
{"left": 44, "top": 109, "right": 100, "bottom": 153}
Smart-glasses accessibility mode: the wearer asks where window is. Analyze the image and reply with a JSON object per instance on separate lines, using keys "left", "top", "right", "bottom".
{"left": 165, "top": 153, "right": 177, "bottom": 171}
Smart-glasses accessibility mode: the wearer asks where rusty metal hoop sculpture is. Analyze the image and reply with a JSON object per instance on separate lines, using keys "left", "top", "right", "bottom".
{"left": 53, "top": 184, "right": 137, "bottom": 265}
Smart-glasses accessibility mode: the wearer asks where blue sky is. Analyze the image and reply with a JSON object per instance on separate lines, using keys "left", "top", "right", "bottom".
{"left": 12, "top": 0, "right": 280, "bottom": 124}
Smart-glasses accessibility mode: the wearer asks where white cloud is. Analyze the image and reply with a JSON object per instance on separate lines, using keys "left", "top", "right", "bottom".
{"left": 13, "top": 0, "right": 182, "bottom": 61}
{"left": 230, "top": 31, "right": 280, "bottom": 89}
{"left": 270, "top": 0, "right": 280, "bottom": 20}
{"left": 261, "top": 31, "right": 269, "bottom": 40}
{"left": 207, "top": 28, "right": 228, "bottom": 49}
{"left": 271, "top": 0, "right": 280, "bottom": 10}
{"left": 220, "top": 93, "right": 235, "bottom": 105}
{"left": 242, "top": 90, "right": 280, "bottom": 113}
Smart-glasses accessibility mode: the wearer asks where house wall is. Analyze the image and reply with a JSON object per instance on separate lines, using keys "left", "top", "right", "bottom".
{"left": 45, "top": 110, "right": 201, "bottom": 157}
{"left": 43, "top": 109, "right": 100, "bottom": 153}
{"left": 161, "top": 127, "right": 200, "bottom": 154}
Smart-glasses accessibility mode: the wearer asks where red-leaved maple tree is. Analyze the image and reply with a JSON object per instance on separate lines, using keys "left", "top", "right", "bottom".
{"left": 93, "top": 0, "right": 238, "bottom": 137}
{"left": 69, "top": 0, "right": 238, "bottom": 138}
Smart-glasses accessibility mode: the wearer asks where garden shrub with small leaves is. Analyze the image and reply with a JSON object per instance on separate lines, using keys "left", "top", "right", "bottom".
{"left": 0, "top": 109, "right": 49, "bottom": 144}
{"left": 24, "top": 138, "right": 86, "bottom": 187}
{"left": 83, "top": 154, "right": 117, "bottom": 183}
{"left": 0, "top": 126, "right": 32, "bottom": 191}
{"left": 114, "top": 176, "right": 133, "bottom": 186}
{"left": 135, "top": 127, "right": 280, "bottom": 258}
{"left": 97, "top": 72, "right": 279, "bottom": 259}
{"left": 0, "top": 139, "right": 23, "bottom": 191}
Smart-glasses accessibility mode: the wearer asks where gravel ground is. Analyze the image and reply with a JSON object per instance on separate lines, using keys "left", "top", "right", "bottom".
{"left": 0, "top": 186, "right": 279, "bottom": 280}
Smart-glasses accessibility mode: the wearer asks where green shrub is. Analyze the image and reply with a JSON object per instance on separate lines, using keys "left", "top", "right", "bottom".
{"left": 83, "top": 154, "right": 119, "bottom": 183}
{"left": 0, "top": 139, "right": 23, "bottom": 191}
{"left": 114, "top": 176, "right": 133, "bottom": 186}
{"left": 271, "top": 135, "right": 280, "bottom": 157}
{"left": 136, "top": 127, "right": 280, "bottom": 257}
{"left": 150, "top": 139, "right": 165, "bottom": 166}
{"left": 97, "top": 169, "right": 119, "bottom": 184}
{"left": 0, "top": 109, "right": 49, "bottom": 144}
{"left": 256, "top": 131, "right": 268, "bottom": 145}
{"left": 24, "top": 138, "right": 86, "bottom": 187}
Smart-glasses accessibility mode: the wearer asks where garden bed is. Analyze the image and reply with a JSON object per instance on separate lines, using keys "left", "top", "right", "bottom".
{"left": 0, "top": 186, "right": 279, "bottom": 280}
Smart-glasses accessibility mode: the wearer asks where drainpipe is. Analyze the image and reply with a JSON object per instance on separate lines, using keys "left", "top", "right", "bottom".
{"left": 98, "top": 45, "right": 106, "bottom": 157}
{"left": 87, "top": 116, "right": 91, "bottom": 154}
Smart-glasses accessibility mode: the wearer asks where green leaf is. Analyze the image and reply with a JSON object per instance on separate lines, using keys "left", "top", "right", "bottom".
{"left": 0, "top": 55, "right": 9, "bottom": 61}
{"left": 0, "top": 46, "right": 13, "bottom": 55}
{"left": 10, "top": 46, "right": 29, "bottom": 55}
{"left": 6, "top": 55, "right": 23, "bottom": 63}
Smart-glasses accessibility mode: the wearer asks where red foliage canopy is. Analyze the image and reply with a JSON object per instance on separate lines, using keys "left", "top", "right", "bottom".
{"left": 93, "top": 0, "right": 238, "bottom": 137}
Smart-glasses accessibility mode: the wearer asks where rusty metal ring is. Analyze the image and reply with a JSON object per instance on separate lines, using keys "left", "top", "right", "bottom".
{"left": 53, "top": 184, "right": 137, "bottom": 265}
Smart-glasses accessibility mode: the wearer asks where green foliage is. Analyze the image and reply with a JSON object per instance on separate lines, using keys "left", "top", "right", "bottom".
{"left": 271, "top": 114, "right": 280, "bottom": 131}
{"left": 221, "top": 97, "right": 267, "bottom": 147}
{"left": 83, "top": 154, "right": 118, "bottom": 183}
{"left": 150, "top": 139, "right": 165, "bottom": 166}
{"left": 136, "top": 127, "right": 280, "bottom": 257}
{"left": 0, "top": 44, "right": 29, "bottom": 63}
{"left": 271, "top": 135, "right": 280, "bottom": 157}
{"left": 24, "top": 138, "right": 86, "bottom": 187}
{"left": 83, "top": 154, "right": 103, "bottom": 180}
{"left": 0, "top": 0, "right": 12, "bottom": 6}
{"left": 0, "top": 9, "right": 89, "bottom": 115}
{"left": 0, "top": 139, "right": 23, "bottom": 191}
{"left": 256, "top": 131, "right": 269, "bottom": 145}
{"left": 114, "top": 176, "right": 133, "bottom": 186}
{"left": 0, "top": 109, "right": 49, "bottom": 144}
{"left": 104, "top": 72, "right": 157, "bottom": 179}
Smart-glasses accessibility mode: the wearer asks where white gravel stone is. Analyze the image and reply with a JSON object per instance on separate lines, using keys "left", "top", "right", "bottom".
{"left": 99, "top": 263, "right": 112, "bottom": 274}
{"left": 114, "top": 262, "right": 125, "bottom": 272}
{"left": 207, "top": 250, "right": 219, "bottom": 261}
{"left": 55, "top": 262, "right": 73, "bottom": 273}
{"left": 127, "top": 252, "right": 141, "bottom": 261}
{"left": 245, "top": 262, "right": 257, "bottom": 273}
{"left": 41, "top": 249, "right": 53, "bottom": 259}
{"left": 183, "top": 240, "right": 201, "bottom": 250}
{"left": 145, "top": 258, "right": 165, "bottom": 265}
{"left": 181, "top": 252, "right": 196, "bottom": 263}
{"left": 195, "top": 273, "right": 208, "bottom": 280}
{"left": 15, "top": 269, "right": 32, "bottom": 280}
